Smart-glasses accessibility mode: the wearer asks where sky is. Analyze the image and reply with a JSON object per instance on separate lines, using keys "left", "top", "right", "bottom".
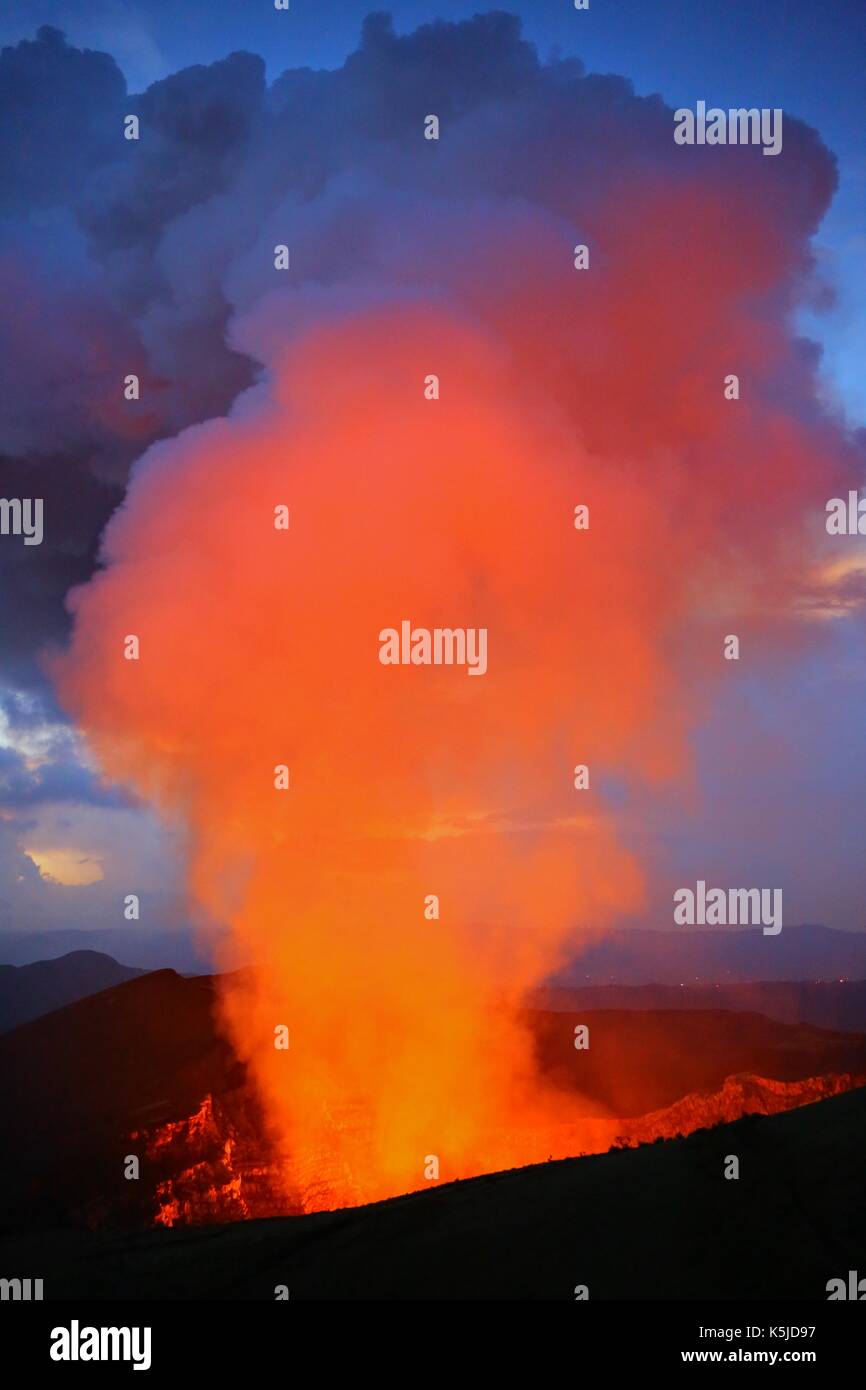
{"left": 1, "top": 1, "right": 865, "bottom": 961}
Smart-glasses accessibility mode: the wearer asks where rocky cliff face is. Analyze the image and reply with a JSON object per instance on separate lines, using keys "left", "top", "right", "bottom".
{"left": 622, "top": 1070, "right": 865, "bottom": 1147}
{"left": 135, "top": 1071, "right": 866, "bottom": 1224}
{"left": 130, "top": 1091, "right": 298, "bottom": 1225}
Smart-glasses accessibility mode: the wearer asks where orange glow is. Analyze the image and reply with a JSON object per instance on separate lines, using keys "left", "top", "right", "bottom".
{"left": 54, "top": 193, "right": 838, "bottom": 1207}
{"left": 135, "top": 1069, "right": 865, "bottom": 1225}
{"left": 23, "top": 845, "right": 104, "bottom": 886}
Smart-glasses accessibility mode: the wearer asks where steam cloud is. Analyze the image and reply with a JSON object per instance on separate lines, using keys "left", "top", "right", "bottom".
{"left": 47, "top": 12, "right": 864, "bottom": 1203}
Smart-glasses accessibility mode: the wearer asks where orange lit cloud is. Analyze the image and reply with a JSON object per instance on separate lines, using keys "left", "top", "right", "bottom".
{"left": 23, "top": 846, "right": 104, "bottom": 886}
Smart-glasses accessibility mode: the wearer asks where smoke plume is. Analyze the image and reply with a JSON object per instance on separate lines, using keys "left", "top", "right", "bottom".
{"left": 53, "top": 12, "right": 863, "bottom": 1204}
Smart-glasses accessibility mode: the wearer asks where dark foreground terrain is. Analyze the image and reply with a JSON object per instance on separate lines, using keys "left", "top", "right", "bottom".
{"left": 2, "top": 1085, "right": 864, "bottom": 1299}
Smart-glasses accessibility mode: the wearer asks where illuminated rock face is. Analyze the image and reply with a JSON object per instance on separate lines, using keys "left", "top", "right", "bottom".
{"left": 621, "top": 1071, "right": 866, "bottom": 1148}
{"left": 135, "top": 1072, "right": 866, "bottom": 1224}
{"left": 131, "top": 1092, "right": 300, "bottom": 1226}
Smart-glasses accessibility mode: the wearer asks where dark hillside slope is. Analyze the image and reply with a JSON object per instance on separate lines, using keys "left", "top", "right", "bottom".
{"left": 0, "top": 950, "right": 145, "bottom": 1033}
{"left": 2, "top": 1085, "right": 864, "bottom": 1299}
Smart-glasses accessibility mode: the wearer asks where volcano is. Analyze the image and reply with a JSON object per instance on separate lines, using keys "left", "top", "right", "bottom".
{"left": 1, "top": 968, "right": 865, "bottom": 1231}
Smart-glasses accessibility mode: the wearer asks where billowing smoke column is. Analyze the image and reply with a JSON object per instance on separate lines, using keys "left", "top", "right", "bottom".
{"left": 53, "top": 14, "right": 861, "bottom": 1205}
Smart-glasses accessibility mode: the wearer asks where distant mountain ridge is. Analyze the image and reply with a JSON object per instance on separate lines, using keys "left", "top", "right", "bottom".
{"left": 548, "top": 923, "right": 866, "bottom": 985}
{"left": 3, "top": 922, "right": 866, "bottom": 983}
{"left": 529, "top": 980, "right": 866, "bottom": 1033}
{"left": 0, "top": 927, "right": 216, "bottom": 972}
{"left": 0, "top": 950, "right": 146, "bottom": 1033}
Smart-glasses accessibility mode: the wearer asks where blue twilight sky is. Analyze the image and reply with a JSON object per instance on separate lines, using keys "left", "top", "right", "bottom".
{"left": 0, "top": 2, "right": 864, "bottom": 951}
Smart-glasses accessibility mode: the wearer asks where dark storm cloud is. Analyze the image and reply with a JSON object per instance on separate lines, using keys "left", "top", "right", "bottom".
{"left": 0, "top": 11, "right": 860, "bottom": 706}
{"left": 0, "top": 27, "right": 263, "bottom": 695}
{"left": 0, "top": 25, "right": 125, "bottom": 211}
{"left": 79, "top": 47, "right": 265, "bottom": 254}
